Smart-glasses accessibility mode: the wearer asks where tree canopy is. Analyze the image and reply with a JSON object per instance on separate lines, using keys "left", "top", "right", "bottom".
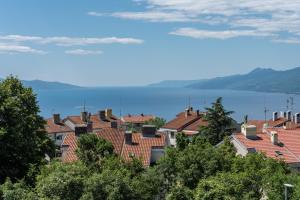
{"left": 199, "top": 97, "right": 234, "bottom": 145}
{"left": 0, "top": 76, "right": 55, "bottom": 183}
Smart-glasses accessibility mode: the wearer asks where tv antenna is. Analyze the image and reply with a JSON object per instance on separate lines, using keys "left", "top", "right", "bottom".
{"left": 75, "top": 100, "right": 93, "bottom": 112}
{"left": 264, "top": 97, "right": 269, "bottom": 122}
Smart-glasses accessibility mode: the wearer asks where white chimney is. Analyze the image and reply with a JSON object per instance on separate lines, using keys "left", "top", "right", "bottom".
{"left": 271, "top": 131, "right": 278, "bottom": 145}
{"left": 295, "top": 113, "right": 300, "bottom": 124}
{"left": 272, "top": 112, "right": 278, "bottom": 121}
{"left": 287, "top": 111, "right": 291, "bottom": 120}
{"left": 241, "top": 124, "right": 257, "bottom": 139}
{"left": 281, "top": 111, "right": 287, "bottom": 119}
{"left": 185, "top": 108, "right": 190, "bottom": 118}
{"left": 262, "top": 123, "right": 269, "bottom": 133}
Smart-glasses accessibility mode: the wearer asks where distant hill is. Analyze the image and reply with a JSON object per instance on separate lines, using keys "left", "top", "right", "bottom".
{"left": 187, "top": 67, "right": 300, "bottom": 93}
{"left": 148, "top": 80, "right": 202, "bottom": 87}
{"left": 0, "top": 78, "right": 81, "bottom": 90}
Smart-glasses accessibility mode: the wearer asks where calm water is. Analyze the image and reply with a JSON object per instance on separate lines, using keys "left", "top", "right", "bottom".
{"left": 36, "top": 87, "right": 300, "bottom": 122}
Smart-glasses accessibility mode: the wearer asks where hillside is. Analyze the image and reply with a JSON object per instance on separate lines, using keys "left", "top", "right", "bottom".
{"left": 0, "top": 78, "right": 81, "bottom": 90}
{"left": 187, "top": 67, "right": 300, "bottom": 93}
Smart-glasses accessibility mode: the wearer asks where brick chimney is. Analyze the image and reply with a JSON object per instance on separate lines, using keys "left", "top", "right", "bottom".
{"left": 80, "top": 111, "right": 88, "bottom": 122}
{"left": 125, "top": 131, "right": 133, "bottom": 145}
{"left": 98, "top": 110, "right": 106, "bottom": 120}
{"left": 53, "top": 114, "right": 61, "bottom": 124}
{"left": 271, "top": 131, "right": 278, "bottom": 145}
{"left": 105, "top": 109, "right": 112, "bottom": 119}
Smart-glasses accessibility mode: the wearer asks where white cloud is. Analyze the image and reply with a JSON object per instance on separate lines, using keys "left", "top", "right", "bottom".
{"left": 65, "top": 49, "right": 103, "bottom": 55}
{"left": 0, "top": 35, "right": 144, "bottom": 46}
{"left": 90, "top": 11, "right": 198, "bottom": 22}
{"left": 0, "top": 43, "right": 45, "bottom": 54}
{"left": 95, "top": 0, "right": 300, "bottom": 43}
{"left": 169, "top": 28, "right": 273, "bottom": 39}
{"left": 272, "top": 38, "right": 300, "bottom": 44}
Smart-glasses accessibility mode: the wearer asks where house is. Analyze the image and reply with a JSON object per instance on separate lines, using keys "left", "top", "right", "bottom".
{"left": 230, "top": 112, "right": 300, "bottom": 170}
{"left": 121, "top": 114, "right": 155, "bottom": 130}
{"left": 61, "top": 125, "right": 166, "bottom": 167}
{"left": 45, "top": 108, "right": 120, "bottom": 146}
{"left": 45, "top": 114, "right": 73, "bottom": 146}
{"left": 159, "top": 107, "right": 207, "bottom": 146}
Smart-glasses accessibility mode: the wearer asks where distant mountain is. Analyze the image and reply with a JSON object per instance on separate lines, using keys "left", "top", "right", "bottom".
{"left": 0, "top": 78, "right": 81, "bottom": 90}
{"left": 187, "top": 67, "right": 300, "bottom": 93}
{"left": 148, "top": 80, "right": 202, "bottom": 87}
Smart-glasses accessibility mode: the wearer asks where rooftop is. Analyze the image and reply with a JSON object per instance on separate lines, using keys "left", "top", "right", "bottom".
{"left": 45, "top": 118, "right": 73, "bottom": 134}
{"left": 233, "top": 126, "right": 300, "bottom": 164}
{"left": 122, "top": 114, "right": 155, "bottom": 124}
{"left": 61, "top": 128, "right": 165, "bottom": 166}
{"left": 162, "top": 108, "right": 205, "bottom": 131}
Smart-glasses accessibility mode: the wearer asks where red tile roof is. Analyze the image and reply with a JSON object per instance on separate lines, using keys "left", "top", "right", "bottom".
{"left": 184, "top": 118, "right": 208, "bottom": 132}
{"left": 122, "top": 115, "right": 155, "bottom": 124}
{"left": 162, "top": 111, "right": 204, "bottom": 131}
{"left": 61, "top": 132, "right": 78, "bottom": 163}
{"left": 60, "top": 129, "right": 165, "bottom": 166}
{"left": 248, "top": 118, "right": 288, "bottom": 133}
{"left": 66, "top": 114, "right": 120, "bottom": 129}
{"left": 233, "top": 127, "right": 300, "bottom": 164}
{"left": 45, "top": 118, "right": 73, "bottom": 134}
{"left": 121, "top": 132, "right": 166, "bottom": 166}
{"left": 95, "top": 128, "right": 125, "bottom": 155}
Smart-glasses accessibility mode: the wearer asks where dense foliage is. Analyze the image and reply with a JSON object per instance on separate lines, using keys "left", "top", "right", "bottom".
{"left": 0, "top": 76, "right": 55, "bottom": 183}
{"left": 145, "top": 117, "right": 166, "bottom": 129}
{"left": 1, "top": 77, "right": 300, "bottom": 199}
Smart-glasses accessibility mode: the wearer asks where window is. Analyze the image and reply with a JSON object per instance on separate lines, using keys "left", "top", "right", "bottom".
{"left": 56, "top": 135, "right": 63, "bottom": 140}
{"left": 170, "top": 132, "right": 175, "bottom": 139}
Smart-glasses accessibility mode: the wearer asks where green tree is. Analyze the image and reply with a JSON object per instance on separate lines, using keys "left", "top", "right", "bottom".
{"left": 0, "top": 76, "right": 55, "bottom": 183}
{"left": 195, "top": 172, "right": 260, "bottom": 200}
{"left": 199, "top": 97, "right": 234, "bottom": 145}
{"left": 76, "top": 134, "right": 114, "bottom": 170}
{"left": 145, "top": 117, "right": 166, "bottom": 129}
{"left": 35, "top": 161, "right": 89, "bottom": 200}
{"left": 166, "top": 185, "right": 193, "bottom": 200}
{"left": 176, "top": 132, "right": 190, "bottom": 150}
{"left": 0, "top": 179, "right": 37, "bottom": 200}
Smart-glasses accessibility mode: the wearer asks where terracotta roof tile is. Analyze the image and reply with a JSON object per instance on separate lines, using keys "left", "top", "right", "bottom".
{"left": 233, "top": 127, "right": 300, "bottom": 164}
{"left": 45, "top": 118, "right": 73, "bottom": 134}
{"left": 122, "top": 115, "right": 155, "bottom": 123}
{"left": 248, "top": 118, "right": 288, "bottom": 133}
{"left": 61, "top": 132, "right": 78, "bottom": 163}
{"left": 162, "top": 111, "right": 203, "bottom": 131}
{"left": 121, "top": 132, "right": 166, "bottom": 166}
{"left": 66, "top": 114, "right": 120, "bottom": 129}
{"left": 95, "top": 128, "right": 125, "bottom": 155}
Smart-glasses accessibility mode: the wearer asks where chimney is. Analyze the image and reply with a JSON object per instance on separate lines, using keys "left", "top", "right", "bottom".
{"left": 98, "top": 110, "right": 106, "bottom": 120}
{"left": 105, "top": 109, "right": 112, "bottom": 119}
{"left": 190, "top": 107, "right": 193, "bottom": 112}
{"left": 281, "top": 111, "right": 287, "bottom": 119}
{"left": 81, "top": 111, "right": 88, "bottom": 122}
{"left": 287, "top": 111, "right": 292, "bottom": 121}
{"left": 185, "top": 108, "right": 190, "bottom": 118}
{"left": 87, "top": 121, "right": 93, "bottom": 133}
{"left": 142, "top": 125, "right": 156, "bottom": 137}
{"left": 53, "top": 114, "right": 61, "bottom": 124}
{"left": 295, "top": 113, "right": 300, "bottom": 124}
{"left": 125, "top": 131, "right": 133, "bottom": 145}
{"left": 241, "top": 124, "right": 257, "bottom": 139}
{"left": 272, "top": 112, "right": 278, "bottom": 121}
{"left": 271, "top": 131, "right": 278, "bottom": 145}
{"left": 262, "top": 123, "right": 269, "bottom": 133}
{"left": 196, "top": 110, "right": 200, "bottom": 117}
{"left": 111, "top": 121, "right": 118, "bottom": 129}
{"left": 141, "top": 113, "right": 144, "bottom": 117}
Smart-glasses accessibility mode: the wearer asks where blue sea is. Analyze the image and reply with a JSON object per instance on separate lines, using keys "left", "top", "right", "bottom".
{"left": 36, "top": 87, "right": 300, "bottom": 122}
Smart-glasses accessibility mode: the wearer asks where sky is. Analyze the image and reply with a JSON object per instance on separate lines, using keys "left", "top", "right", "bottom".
{"left": 1, "top": 0, "right": 300, "bottom": 86}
